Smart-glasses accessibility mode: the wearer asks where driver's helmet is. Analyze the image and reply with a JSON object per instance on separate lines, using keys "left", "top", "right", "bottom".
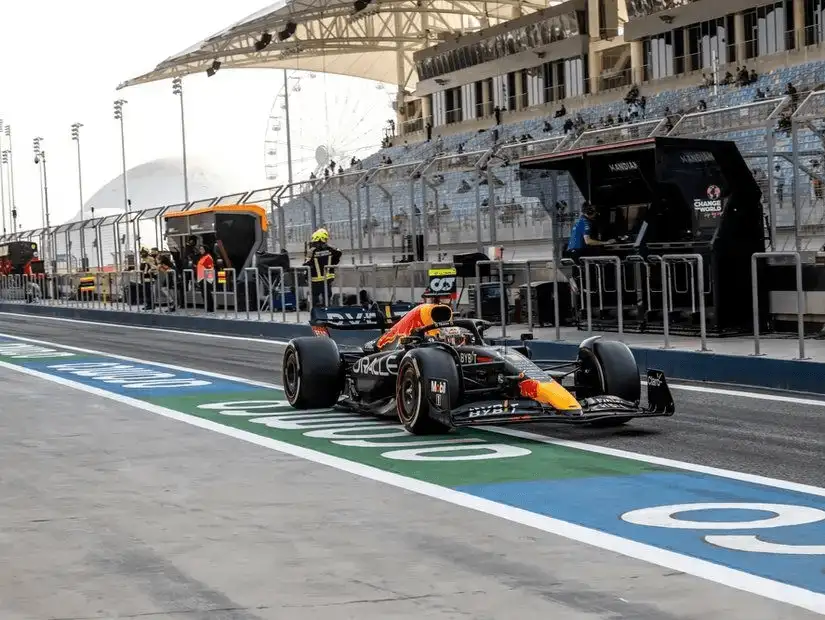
{"left": 427, "top": 325, "right": 470, "bottom": 346}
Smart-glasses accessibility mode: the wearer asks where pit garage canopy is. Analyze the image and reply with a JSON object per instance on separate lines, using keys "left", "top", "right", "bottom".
{"left": 118, "top": 0, "right": 547, "bottom": 91}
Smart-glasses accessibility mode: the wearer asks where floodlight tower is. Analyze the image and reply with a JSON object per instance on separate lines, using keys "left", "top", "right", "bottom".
{"left": 172, "top": 77, "right": 190, "bottom": 203}
{"left": 113, "top": 99, "right": 132, "bottom": 256}
{"left": 71, "top": 122, "right": 86, "bottom": 265}
{"left": 32, "top": 136, "right": 53, "bottom": 266}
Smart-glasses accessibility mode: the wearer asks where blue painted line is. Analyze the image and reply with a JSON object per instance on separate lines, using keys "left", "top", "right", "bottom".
{"left": 456, "top": 472, "right": 825, "bottom": 594}
{"left": 10, "top": 355, "right": 260, "bottom": 397}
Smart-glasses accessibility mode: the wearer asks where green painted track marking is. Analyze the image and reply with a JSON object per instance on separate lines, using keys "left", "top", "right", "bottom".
{"left": 150, "top": 390, "right": 664, "bottom": 487}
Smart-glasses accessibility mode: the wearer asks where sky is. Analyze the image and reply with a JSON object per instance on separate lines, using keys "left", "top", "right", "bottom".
{"left": 0, "top": 0, "right": 395, "bottom": 234}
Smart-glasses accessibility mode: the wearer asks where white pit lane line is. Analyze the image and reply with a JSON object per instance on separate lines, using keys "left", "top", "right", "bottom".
{"left": 2, "top": 332, "right": 825, "bottom": 614}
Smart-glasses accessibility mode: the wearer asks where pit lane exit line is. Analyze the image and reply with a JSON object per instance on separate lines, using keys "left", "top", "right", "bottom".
{"left": 3, "top": 331, "right": 825, "bottom": 500}
{"left": 4, "top": 313, "right": 825, "bottom": 408}
{"left": 1, "top": 358, "right": 825, "bottom": 614}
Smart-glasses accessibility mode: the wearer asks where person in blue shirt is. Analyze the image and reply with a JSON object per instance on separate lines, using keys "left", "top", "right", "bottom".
{"left": 567, "top": 202, "right": 614, "bottom": 254}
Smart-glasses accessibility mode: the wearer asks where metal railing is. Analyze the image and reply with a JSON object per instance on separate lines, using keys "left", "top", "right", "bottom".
{"left": 2, "top": 251, "right": 821, "bottom": 359}
{"left": 580, "top": 256, "right": 623, "bottom": 338}
{"left": 662, "top": 254, "right": 708, "bottom": 352}
{"left": 751, "top": 251, "right": 806, "bottom": 359}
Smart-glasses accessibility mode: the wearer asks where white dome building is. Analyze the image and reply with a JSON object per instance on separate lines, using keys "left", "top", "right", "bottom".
{"left": 56, "top": 158, "right": 243, "bottom": 269}
{"left": 74, "top": 157, "right": 240, "bottom": 219}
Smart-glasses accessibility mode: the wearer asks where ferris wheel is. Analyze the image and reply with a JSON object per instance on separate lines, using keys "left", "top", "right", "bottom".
{"left": 264, "top": 71, "right": 397, "bottom": 184}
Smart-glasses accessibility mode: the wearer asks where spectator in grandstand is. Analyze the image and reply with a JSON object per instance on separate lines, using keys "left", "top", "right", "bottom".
{"left": 778, "top": 112, "right": 792, "bottom": 135}
{"left": 698, "top": 99, "right": 707, "bottom": 111}
{"left": 755, "top": 87, "right": 767, "bottom": 100}
{"left": 723, "top": 70, "right": 734, "bottom": 85}
{"left": 786, "top": 82, "right": 799, "bottom": 108}
{"left": 494, "top": 106, "right": 502, "bottom": 125}
{"left": 750, "top": 68, "right": 758, "bottom": 84}
{"left": 563, "top": 118, "right": 574, "bottom": 134}
{"left": 624, "top": 84, "right": 640, "bottom": 105}
{"left": 426, "top": 122, "right": 432, "bottom": 141}
{"left": 554, "top": 104, "right": 566, "bottom": 118}
{"left": 543, "top": 120, "right": 553, "bottom": 133}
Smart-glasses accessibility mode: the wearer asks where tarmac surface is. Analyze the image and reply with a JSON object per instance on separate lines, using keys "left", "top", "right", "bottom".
{"left": 2, "top": 313, "right": 824, "bottom": 487}
{"left": 1, "top": 333, "right": 823, "bottom": 618}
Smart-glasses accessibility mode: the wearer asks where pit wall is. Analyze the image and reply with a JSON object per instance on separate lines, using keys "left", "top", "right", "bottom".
{"left": 2, "top": 302, "right": 823, "bottom": 395}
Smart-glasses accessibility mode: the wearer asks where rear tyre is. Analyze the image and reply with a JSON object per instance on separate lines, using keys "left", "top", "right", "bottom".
{"left": 282, "top": 337, "right": 343, "bottom": 408}
{"left": 576, "top": 336, "right": 640, "bottom": 427}
{"left": 396, "top": 348, "right": 458, "bottom": 435}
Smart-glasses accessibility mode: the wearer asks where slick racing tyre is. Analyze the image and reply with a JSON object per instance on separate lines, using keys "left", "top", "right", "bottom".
{"left": 396, "top": 348, "right": 458, "bottom": 435}
{"left": 576, "top": 336, "right": 640, "bottom": 427}
{"left": 282, "top": 337, "right": 343, "bottom": 408}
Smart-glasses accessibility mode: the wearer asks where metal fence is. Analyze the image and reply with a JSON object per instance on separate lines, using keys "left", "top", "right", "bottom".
{"left": 0, "top": 251, "right": 810, "bottom": 357}
{"left": 4, "top": 93, "right": 825, "bottom": 270}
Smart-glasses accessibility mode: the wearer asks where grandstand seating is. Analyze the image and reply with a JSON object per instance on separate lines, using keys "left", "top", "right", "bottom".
{"left": 281, "top": 58, "right": 825, "bottom": 255}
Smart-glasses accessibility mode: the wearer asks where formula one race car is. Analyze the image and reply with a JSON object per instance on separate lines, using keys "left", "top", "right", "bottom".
{"left": 282, "top": 302, "right": 675, "bottom": 434}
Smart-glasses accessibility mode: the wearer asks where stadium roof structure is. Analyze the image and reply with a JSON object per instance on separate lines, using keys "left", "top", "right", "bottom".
{"left": 118, "top": 0, "right": 549, "bottom": 92}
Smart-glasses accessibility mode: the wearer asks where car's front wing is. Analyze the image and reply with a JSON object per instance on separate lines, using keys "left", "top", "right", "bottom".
{"left": 431, "top": 396, "right": 671, "bottom": 427}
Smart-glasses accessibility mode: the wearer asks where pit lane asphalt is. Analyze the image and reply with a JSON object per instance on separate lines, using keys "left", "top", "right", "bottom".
{"left": 4, "top": 350, "right": 817, "bottom": 619}
{"left": 2, "top": 314, "right": 823, "bottom": 488}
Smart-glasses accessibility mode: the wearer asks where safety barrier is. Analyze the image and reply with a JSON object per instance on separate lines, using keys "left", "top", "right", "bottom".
{"left": 580, "top": 256, "right": 623, "bottom": 338}
{"left": 751, "top": 251, "right": 806, "bottom": 359}
{"left": 662, "top": 254, "right": 708, "bottom": 352}
{"left": 0, "top": 251, "right": 814, "bottom": 356}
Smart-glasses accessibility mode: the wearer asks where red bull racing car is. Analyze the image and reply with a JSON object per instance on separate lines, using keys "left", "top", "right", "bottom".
{"left": 282, "top": 302, "right": 675, "bottom": 434}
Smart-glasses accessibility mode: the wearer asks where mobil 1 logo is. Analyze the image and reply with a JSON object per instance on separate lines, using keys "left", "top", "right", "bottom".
{"left": 429, "top": 378, "right": 449, "bottom": 408}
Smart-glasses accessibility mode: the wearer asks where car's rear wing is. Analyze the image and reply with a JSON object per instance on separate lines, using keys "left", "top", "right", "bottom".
{"left": 309, "top": 302, "right": 416, "bottom": 332}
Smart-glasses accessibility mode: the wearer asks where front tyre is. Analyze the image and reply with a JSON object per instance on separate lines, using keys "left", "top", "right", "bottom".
{"left": 282, "top": 337, "right": 343, "bottom": 408}
{"left": 576, "top": 336, "right": 640, "bottom": 427}
{"left": 396, "top": 348, "right": 458, "bottom": 435}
